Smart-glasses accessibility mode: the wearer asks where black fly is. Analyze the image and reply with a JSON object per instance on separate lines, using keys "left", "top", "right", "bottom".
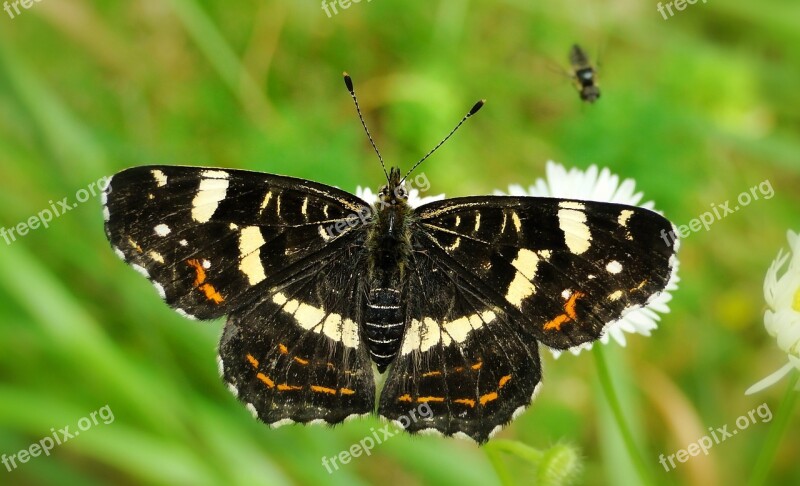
{"left": 568, "top": 44, "right": 600, "bottom": 103}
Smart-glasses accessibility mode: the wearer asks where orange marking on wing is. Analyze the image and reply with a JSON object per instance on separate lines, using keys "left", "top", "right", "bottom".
{"left": 340, "top": 388, "right": 355, "bottom": 395}
{"left": 246, "top": 354, "right": 259, "bottom": 368}
{"left": 311, "top": 385, "right": 337, "bottom": 395}
{"left": 480, "top": 392, "right": 498, "bottom": 405}
{"left": 186, "top": 259, "right": 224, "bottom": 304}
{"left": 293, "top": 357, "right": 309, "bottom": 365}
{"left": 454, "top": 398, "right": 476, "bottom": 408}
{"left": 417, "top": 396, "right": 445, "bottom": 403}
{"left": 543, "top": 314, "right": 569, "bottom": 331}
{"left": 398, "top": 394, "right": 412, "bottom": 402}
{"left": 564, "top": 291, "right": 583, "bottom": 319}
{"left": 256, "top": 373, "right": 274, "bottom": 388}
{"left": 200, "top": 283, "right": 225, "bottom": 304}
{"left": 277, "top": 384, "right": 302, "bottom": 391}
{"left": 422, "top": 370, "right": 442, "bottom": 377}
{"left": 499, "top": 375, "right": 512, "bottom": 388}
{"left": 543, "top": 291, "right": 585, "bottom": 331}
{"left": 279, "top": 344, "right": 288, "bottom": 354}
{"left": 453, "top": 366, "right": 464, "bottom": 372}
{"left": 471, "top": 361, "right": 483, "bottom": 370}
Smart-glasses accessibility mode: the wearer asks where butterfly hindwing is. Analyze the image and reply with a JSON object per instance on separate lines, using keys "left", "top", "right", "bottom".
{"left": 378, "top": 244, "right": 542, "bottom": 442}
{"left": 103, "top": 165, "right": 369, "bottom": 320}
{"left": 219, "top": 239, "right": 376, "bottom": 426}
{"left": 415, "top": 196, "right": 677, "bottom": 350}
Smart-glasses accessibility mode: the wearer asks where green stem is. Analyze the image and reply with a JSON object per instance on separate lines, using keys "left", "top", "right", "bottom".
{"left": 593, "top": 346, "right": 656, "bottom": 486}
{"left": 748, "top": 370, "right": 799, "bottom": 486}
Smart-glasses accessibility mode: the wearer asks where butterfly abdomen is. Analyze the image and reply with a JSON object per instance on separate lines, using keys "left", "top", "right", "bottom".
{"left": 364, "top": 288, "right": 405, "bottom": 372}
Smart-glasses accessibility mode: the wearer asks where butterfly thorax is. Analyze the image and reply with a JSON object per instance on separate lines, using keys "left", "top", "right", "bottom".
{"left": 363, "top": 167, "right": 414, "bottom": 372}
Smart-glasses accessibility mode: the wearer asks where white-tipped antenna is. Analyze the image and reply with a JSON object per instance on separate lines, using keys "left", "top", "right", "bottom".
{"left": 401, "top": 99, "right": 485, "bottom": 183}
{"left": 343, "top": 72, "right": 390, "bottom": 183}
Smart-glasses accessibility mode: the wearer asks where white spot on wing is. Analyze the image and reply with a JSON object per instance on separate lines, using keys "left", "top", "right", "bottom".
{"left": 558, "top": 208, "right": 591, "bottom": 255}
{"left": 191, "top": 171, "right": 229, "bottom": 223}
{"left": 270, "top": 418, "right": 294, "bottom": 429}
{"left": 511, "top": 249, "right": 539, "bottom": 280}
{"left": 154, "top": 224, "right": 171, "bottom": 236}
{"left": 505, "top": 273, "right": 536, "bottom": 309}
{"left": 511, "top": 212, "right": 522, "bottom": 233}
{"left": 176, "top": 308, "right": 198, "bottom": 321}
{"left": 239, "top": 226, "right": 266, "bottom": 285}
{"left": 152, "top": 169, "right": 168, "bottom": 187}
{"left": 246, "top": 403, "right": 259, "bottom": 419}
{"left": 606, "top": 260, "right": 623, "bottom": 274}
{"left": 216, "top": 355, "right": 224, "bottom": 377}
{"left": 618, "top": 209, "right": 634, "bottom": 227}
{"left": 153, "top": 282, "right": 166, "bottom": 299}
{"left": 271, "top": 293, "right": 359, "bottom": 348}
{"left": 131, "top": 264, "right": 150, "bottom": 278}
{"left": 102, "top": 206, "right": 110, "bottom": 221}
{"left": 559, "top": 201, "right": 585, "bottom": 211}
{"left": 608, "top": 290, "right": 623, "bottom": 301}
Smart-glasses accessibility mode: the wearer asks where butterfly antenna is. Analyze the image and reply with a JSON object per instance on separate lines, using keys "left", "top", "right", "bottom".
{"left": 401, "top": 99, "right": 485, "bottom": 183}
{"left": 343, "top": 72, "right": 390, "bottom": 183}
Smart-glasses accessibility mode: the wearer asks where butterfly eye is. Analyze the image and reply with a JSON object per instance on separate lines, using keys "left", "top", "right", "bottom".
{"left": 396, "top": 187, "right": 407, "bottom": 199}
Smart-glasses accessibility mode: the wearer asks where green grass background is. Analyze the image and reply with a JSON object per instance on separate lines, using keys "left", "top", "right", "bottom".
{"left": 1, "top": 0, "right": 799, "bottom": 484}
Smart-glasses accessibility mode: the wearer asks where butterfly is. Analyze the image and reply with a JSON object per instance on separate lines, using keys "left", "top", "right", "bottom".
{"left": 103, "top": 74, "right": 677, "bottom": 443}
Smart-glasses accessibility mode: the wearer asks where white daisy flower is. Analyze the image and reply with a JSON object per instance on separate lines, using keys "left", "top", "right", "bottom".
{"left": 745, "top": 230, "right": 800, "bottom": 395}
{"left": 497, "top": 161, "right": 681, "bottom": 357}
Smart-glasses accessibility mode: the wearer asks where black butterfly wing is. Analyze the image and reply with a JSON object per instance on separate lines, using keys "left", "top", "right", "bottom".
{"left": 103, "top": 165, "right": 368, "bottom": 320}
{"left": 104, "top": 165, "right": 376, "bottom": 424}
{"left": 378, "top": 243, "right": 542, "bottom": 442}
{"left": 379, "top": 196, "right": 677, "bottom": 442}
{"left": 219, "top": 235, "right": 376, "bottom": 426}
{"left": 414, "top": 196, "right": 677, "bottom": 348}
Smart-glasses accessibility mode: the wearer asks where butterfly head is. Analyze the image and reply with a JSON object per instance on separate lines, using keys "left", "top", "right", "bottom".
{"left": 378, "top": 167, "right": 408, "bottom": 206}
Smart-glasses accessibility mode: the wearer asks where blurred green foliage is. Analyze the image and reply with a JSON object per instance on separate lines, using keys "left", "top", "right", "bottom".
{"left": 1, "top": 1, "right": 799, "bottom": 485}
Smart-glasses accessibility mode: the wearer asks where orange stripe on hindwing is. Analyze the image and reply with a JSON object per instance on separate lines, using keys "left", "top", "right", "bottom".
{"left": 186, "top": 259, "right": 225, "bottom": 304}
{"left": 543, "top": 291, "right": 584, "bottom": 331}
{"left": 399, "top": 374, "right": 513, "bottom": 407}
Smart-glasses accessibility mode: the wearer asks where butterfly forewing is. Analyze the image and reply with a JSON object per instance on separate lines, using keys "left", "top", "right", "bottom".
{"left": 103, "top": 165, "right": 369, "bottom": 320}
{"left": 414, "top": 196, "right": 677, "bottom": 350}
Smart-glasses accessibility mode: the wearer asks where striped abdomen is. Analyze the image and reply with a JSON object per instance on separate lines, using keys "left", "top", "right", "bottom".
{"left": 364, "top": 287, "right": 404, "bottom": 372}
